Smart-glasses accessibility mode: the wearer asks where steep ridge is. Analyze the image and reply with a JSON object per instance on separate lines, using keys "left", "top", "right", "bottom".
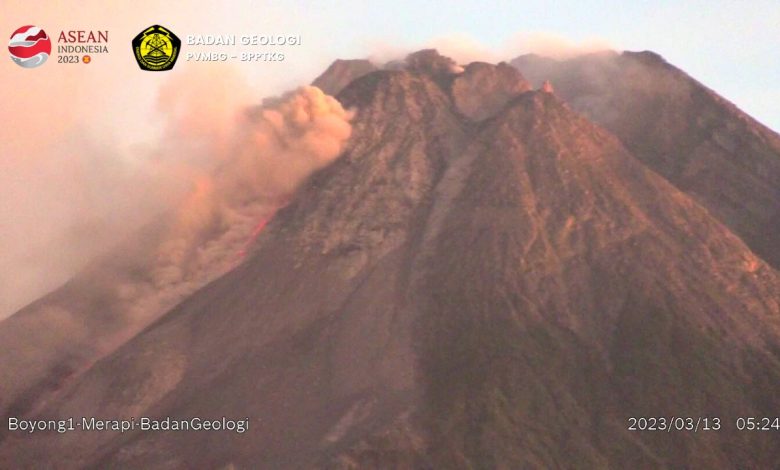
{"left": 3, "top": 51, "right": 780, "bottom": 468}
{"left": 513, "top": 51, "right": 780, "bottom": 269}
{"left": 0, "top": 64, "right": 468, "bottom": 469}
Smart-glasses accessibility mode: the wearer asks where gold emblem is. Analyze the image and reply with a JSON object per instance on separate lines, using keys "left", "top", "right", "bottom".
{"left": 132, "top": 25, "right": 181, "bottom": 71}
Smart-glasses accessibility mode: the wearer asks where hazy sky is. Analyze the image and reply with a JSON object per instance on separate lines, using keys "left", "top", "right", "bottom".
{"left": 342, "top": 0, "right": 780, "bottom": 131}
{"left": 1, "top": 0, "right": 778, "bottom": 318}
{"left": 2, "top": 0, "right": 778, "bottom": 129}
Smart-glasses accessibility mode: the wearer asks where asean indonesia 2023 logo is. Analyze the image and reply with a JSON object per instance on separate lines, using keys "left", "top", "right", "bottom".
{"left": 8, "top": 25, "right": 51, "bottom": 68}
{"left": 132, "top": 25, "right": 180, "bottom": 71}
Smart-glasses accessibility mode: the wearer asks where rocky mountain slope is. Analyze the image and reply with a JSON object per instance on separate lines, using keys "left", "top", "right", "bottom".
{"left": 2, "top": 50, "right": 780, "bottom": 468}
{"left": 513, "top": 51, "right": 780, "bottom": 269}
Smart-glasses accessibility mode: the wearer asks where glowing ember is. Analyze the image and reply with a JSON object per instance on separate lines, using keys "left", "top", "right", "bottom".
{"left": 236, "top": 212, "right": 275, "bottom": 260}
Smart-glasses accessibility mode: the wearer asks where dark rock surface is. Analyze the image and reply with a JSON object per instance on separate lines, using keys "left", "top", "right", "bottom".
{"left": 3, "top": 50, "right": 780, "bottom": 468}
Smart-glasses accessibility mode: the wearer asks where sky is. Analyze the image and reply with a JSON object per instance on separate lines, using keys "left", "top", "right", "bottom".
{"left": 1, "top": 0, "right": 778, "bottom": 318}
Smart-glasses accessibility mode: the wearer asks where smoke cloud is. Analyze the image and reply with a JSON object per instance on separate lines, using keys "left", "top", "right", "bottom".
{"left": 0, "top": 61, "right": 352, "bottom": 327}
{"left": 151, "top": 84, "right": 353, "bottom": 294}
{"left": 0, "top": 27, "right": 603, "bottom": 320}
{"left": 504, "top": 32, "right": 613, "bottom": 59}
{"left": 103, "top": 82, "right": 353, "bottom": 334}
{"left": 377, "top": 32, "right": 615, "bottom": 65}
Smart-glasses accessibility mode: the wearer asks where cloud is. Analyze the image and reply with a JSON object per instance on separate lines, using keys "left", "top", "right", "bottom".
{"left": 413, "top": 32, "right": 615, "bottom": 65}
{"left": 0, "top": 59, "right": 351, "bottom": 323}
{"left": 0, "top": 26, "right": 609, "bottom": 320}
{"left": 425, "top": 34, "right": 502, "bottom": 64}
{"left": 504, "top": 32, "right": 614, "bottom": 59}
{"left": 152, "top": 84, "right": 353, "bottom": 291}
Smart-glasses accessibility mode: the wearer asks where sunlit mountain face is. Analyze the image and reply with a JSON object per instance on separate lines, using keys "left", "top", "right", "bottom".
{"left": 2, "top": 49, "right": 780, "bottom": 469}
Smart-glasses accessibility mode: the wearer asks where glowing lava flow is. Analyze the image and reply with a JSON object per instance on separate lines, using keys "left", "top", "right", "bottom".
{"left": 236, "top": 212, "right": 275, "bottom": 260}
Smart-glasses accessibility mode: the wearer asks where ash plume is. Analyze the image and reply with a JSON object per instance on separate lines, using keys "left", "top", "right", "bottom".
{"left": 152, "top": 85, "right": 353, "bottom": 291}
{"left": 0, "top": 75, "right": 352, "bottom": 333}
{"left": 0, "top": 75, "right": 354, "bottom": 425}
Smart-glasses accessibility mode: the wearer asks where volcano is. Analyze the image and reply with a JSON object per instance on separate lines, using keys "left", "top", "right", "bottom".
{"left": 2, "top": 49, "right": 780, "bottom": 468}
{"left": 512, "top": 51, "right": 780, "bottom": 269}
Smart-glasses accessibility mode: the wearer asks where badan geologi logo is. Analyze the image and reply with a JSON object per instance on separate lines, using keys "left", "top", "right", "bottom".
{"left": 8, "top": 25, "right": 51, "bottom": 68}
{"left": 132, "top": 25, "right": 181, "bottom": 71}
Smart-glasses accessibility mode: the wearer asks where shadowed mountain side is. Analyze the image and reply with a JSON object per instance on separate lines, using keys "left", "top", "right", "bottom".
{"left": 513, "top": 51, "right": 780, "bottom": 269}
